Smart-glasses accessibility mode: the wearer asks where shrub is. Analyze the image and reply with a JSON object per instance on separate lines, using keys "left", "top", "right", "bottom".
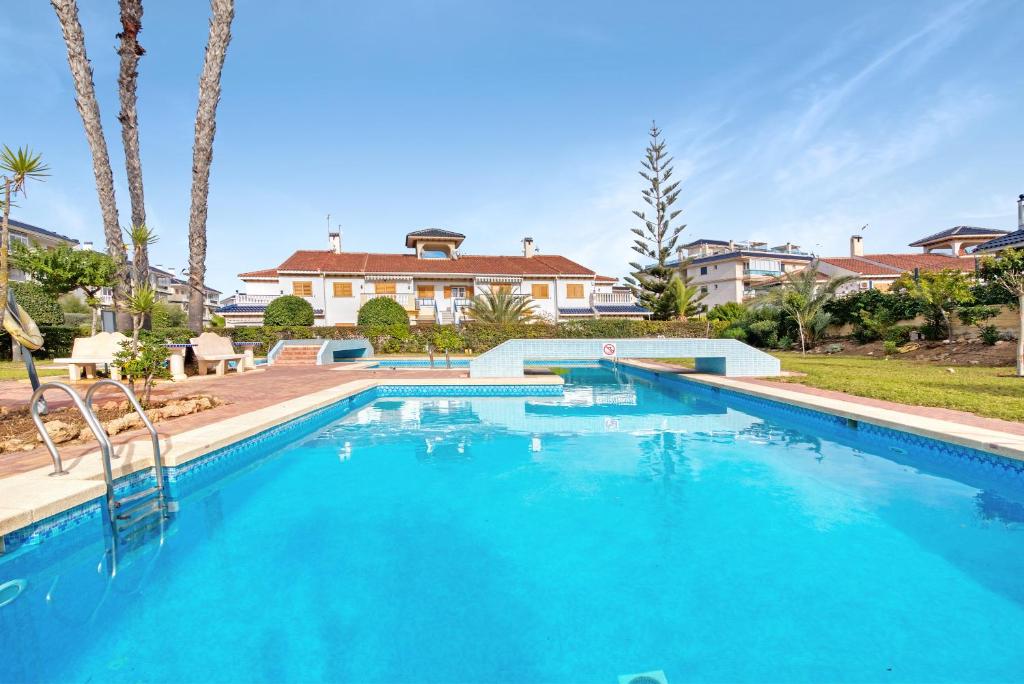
{"left": 981, "top": 324, "right": 1000, "bottom": 346}
{"left": 263, "top": 295, "right": 315, "bottom": 326}
{"left": 431, "top": 325, "right": 464, "bottom": 351}
{"left": 152, "top": 301, "right": 188, "bottom": 328}
{"left": 883, "top": 340, "right": 899, "bottom": 355}
{"left": 58, "top": 293, "right": 91, "bottom": 314}
{"left": 357, "top": 297, "right": 410, "bottom": 327}
{"left": 150, "top": 327, "right": 197, "bottom": 344}
{"left": 11, "top": 281, "right": 63, "bottom": 325}
{"left": 707, "top": 302, "right": 746, "bottom": 324}
{"left": 720, "top": 326, "right": 747, "bottom": 341}
{"left": 2, "top": 325, "right": 78, "bottom": 360}
{"left": 62, "top": 312, "right": 91, "bottom": 328}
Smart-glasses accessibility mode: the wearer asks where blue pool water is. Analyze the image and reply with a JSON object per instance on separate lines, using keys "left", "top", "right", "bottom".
{"left": 3, "top": 367, "right": 1024, "bottom": 682}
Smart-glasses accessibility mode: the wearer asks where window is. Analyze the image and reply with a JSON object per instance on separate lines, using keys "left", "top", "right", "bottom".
{"left": 449, "top": 286, "right": 467, "bottom": 299}
{"left": 333, "top": 282, "right": 353, "bottom": 297}
{"left": 700, "top": 286, "right": 708, "bottom": 294}
{"left": 699, "top": 266, "right": 708, "bottom": 275}
{"left": 859, "top": 281, "right": 869, "bottom": 290}
{"left": 417, "top": 285, "right": 434, "bottom": 299}
{"left": 491, "top": 285, "right": 512, "bottom": 295}
{"left": 292, "top": 281, "right": 312, "bottom": 297}
{"left": 375, "top": 281, "right": 396, "bottom": 295}
{"left": 566, "top": 284, "right": 584, "bottom": 299}
{"left": 531, "top": 284, "right": 550, "bottom": 299}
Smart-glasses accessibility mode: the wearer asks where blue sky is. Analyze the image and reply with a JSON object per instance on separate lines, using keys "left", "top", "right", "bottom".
{"left": 3, "top": 0, "right": 1023, "bottom": 293}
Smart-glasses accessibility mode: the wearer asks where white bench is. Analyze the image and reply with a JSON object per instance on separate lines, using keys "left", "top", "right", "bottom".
{"left": 191, "top": 332, "right": 246, "bottom": 376}
{"left": 53, "top": 331, "right": 129, "bottom": 383}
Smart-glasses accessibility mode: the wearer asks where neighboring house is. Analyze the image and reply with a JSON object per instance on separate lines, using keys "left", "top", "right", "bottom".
{"left": 974, "top": 195, "right": 1024, "bottom": 255}
{"left": 665, "top": 239, "right": 815, "bottom": 308}
{"left": 818, "top": 234, "right": 975, "bottom": 294}
{"left": 5, "top": 218, "right": 79, "bottom": 282}
{"left": 909, "top": 226, "right": 1007, "bottom": 256}
{"left": 218, "top": 229, "right": 648, "bottom": 327}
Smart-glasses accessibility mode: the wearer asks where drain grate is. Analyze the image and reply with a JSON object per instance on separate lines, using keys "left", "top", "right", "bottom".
{"left": 618, "top": 670, "right": 668, "bottom": 684}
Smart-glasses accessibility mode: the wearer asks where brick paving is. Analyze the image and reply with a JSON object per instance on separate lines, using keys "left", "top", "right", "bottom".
{"left": 0, "top": 365, "right": 466, "bottom": 478}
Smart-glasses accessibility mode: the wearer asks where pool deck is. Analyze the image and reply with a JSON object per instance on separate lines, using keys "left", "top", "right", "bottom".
{"left": 3, "top": 360, "right": 1024, "bottom": 542}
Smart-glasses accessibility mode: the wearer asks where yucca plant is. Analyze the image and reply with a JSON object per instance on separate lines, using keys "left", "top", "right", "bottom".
{"left": 466, "top": 290, "right": 536, "bottom": 324}
{"left": 126, "top": 284, "right": 157, "bottom": 350}
{"left": 0, "top": 145, "right": 49, "bottom": 329}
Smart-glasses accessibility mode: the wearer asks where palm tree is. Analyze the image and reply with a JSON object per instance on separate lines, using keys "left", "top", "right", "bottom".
{"left": 758, "top": 264, "right": 855, "bottom": 353}
{"left": 657, "top": 271, "right": 705, "bottom": 320}
{"left": 187, "top": 0, "right": 235, "bottom": 332}
{"left": 1, "top": 146, "right": 49, "bottom": 329}
{"left": 50, "top": 0, "right": 132, "bottom": 324}
{"left": 116, "top": 0, "right": 150, "bottom": 286}
{"left": 466, "top": 290, "right": 536, "bottom": 324}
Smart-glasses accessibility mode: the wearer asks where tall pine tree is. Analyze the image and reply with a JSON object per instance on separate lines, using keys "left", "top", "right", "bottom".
{"left": 625, "top": 122, "right": 700, "bottom": 318}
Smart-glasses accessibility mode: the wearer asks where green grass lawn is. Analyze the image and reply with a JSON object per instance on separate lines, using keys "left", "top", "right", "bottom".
{"left": 662, "top": 354, "right": 1024, "bottom": 422}
{"left": 0, "top": 361, "right": 66, "bottom": 381}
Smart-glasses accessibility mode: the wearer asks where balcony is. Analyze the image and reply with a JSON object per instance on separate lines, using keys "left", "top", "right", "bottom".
{"left": 591, "top": 291, "right": 636, "bottom": 306}
{"left": 361, "top": 292, "right": 415, "bottom": 310}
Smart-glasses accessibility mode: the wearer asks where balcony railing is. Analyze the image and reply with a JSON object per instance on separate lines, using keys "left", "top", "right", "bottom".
{"left": 361, "top": 292, "right": 415, "bottom": 309}
{"left": 591, "top": 291, "right": 636, "bottom": 305}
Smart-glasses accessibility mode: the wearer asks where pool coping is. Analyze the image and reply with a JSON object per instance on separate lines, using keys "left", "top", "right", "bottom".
{"left": 0, "top": 375, "right": 563, "bottom": 539}
{"left": 617, "top": 359, "right": 1024, "bottom": 462}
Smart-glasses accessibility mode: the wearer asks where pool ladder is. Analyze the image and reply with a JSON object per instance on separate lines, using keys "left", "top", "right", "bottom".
{"left": 28, "top": 379, "right": 169, "bottom": 536}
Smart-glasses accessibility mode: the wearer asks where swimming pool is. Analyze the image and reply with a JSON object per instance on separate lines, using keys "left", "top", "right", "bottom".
{"left": 3, "top": 366, "right": 1024, "bottom": 682}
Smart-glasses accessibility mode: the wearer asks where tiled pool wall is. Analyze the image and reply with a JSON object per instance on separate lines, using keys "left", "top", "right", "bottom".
{"left": 364, "top": 358, "right": 601, "bottom": 369}
{"left": 614, "top": 361, "right": 1024, "bottom": 484}
{"left": 0, "top": 383, "right": 564, "bottom": 555}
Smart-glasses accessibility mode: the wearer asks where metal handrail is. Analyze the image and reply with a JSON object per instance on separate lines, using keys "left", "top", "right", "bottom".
{"left": 85, "top": 380, "right": 166, "bottom": 497}
{"left": 29, "top": 384, "right": 115, "bottom": 511}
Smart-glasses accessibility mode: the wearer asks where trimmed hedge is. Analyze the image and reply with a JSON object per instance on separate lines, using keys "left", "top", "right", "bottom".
{"left": 0, "top": 325, "right": 77, "bottom": 360}
{"left": 263, "top": 295, "right": 314, "bottom": 326}
{"left": 218, "top": 318, "right": 723, "bottom": 355}
{"left": 11, "top": 281, "right": 64, "bottom": 326}
{"left": 357, "top": 297, "right": 410, "bottom": 326}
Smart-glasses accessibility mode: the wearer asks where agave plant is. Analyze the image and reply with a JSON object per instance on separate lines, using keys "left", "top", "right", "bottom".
{"left": 466, "top": 290, "right": 536, "bottom": 324}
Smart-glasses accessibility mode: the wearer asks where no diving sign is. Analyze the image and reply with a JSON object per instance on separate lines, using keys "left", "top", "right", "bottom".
{"left": 601, "top": 342, "right": 617, "bottom": 358}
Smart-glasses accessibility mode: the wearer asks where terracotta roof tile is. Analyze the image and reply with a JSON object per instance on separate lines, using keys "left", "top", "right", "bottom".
{"left": 273, "top": 250, "right": 595, "bottom": 277}
{"left": 820, "top": 253, "right": 973, "bottom": 276}
{"left": 238, "top": 268, "right": 279, "bottom": 278}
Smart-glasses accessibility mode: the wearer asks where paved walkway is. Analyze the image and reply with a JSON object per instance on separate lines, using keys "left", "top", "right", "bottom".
{"left": 0, "top": 365, "right": 466, "bottom": 478}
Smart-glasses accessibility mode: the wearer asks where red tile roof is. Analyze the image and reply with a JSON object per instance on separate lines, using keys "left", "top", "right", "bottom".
{"left": 273, "top": 250, "right": 596, "bottom": 277}
{"left": 819, "top": 253, "right": 973, "bottom": 276}
{"left": 595, "top": 274, "right": 618, "bottom": 282}
{"left": 238, "top": 268, "right": 279, "bottom": 278}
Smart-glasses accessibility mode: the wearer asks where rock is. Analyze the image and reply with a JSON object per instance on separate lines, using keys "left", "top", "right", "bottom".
{"left": 100, "top": 400, "right": 120, "bottom": 411}
{"left": 946, "top": 367, "right": 956, "bottom": 374}
{"left": 0, "top": 406, "right": 8, "bottom": 418}
{"left": 160, "top": 399, "right": 198, "bottom": 419}
{"left": 0, "top": 438, "right": 28, "bottom": 453}
{"left": 103, "top": 414, "right": 143, "bottom": 436}
{"left": 195, "top": 396, "right": 213, "bottom": 410}
{"left": 39, "top": 420, "right": 81, "bottom": 444}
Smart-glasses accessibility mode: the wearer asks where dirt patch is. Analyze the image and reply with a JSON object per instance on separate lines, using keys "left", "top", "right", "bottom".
{"left": 814, "top": 338, "right": 1017, "bottom": 366}
{"left": 0, "top": 394, "right": 224, "bottom": 454}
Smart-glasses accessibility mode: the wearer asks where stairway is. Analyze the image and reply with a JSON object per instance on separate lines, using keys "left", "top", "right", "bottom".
{"left": 274, "top": 344, "right": 321, "bottom": 366}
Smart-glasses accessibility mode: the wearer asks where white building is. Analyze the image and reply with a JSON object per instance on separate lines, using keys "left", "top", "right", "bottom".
{"left": 218, "top": 229, "right": 646, "bottom": 327}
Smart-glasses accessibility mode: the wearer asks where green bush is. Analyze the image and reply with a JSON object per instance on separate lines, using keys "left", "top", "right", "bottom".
{"left": 152, "top": 301, "right": 188, "bottom": 328}
{"left": 883, "top": 340, "right": 899, "bottom": 355}
{"left": 58, "top": 293, "right": 91, "bottom": 314}
{"left": 150, "top": 327, "right": 197, "bottom": 344}
{"left": 263, "top": 295, "right": 315, "bottom": 326}
{"left": 11, "top": 281, "right": 63, "bottom": 325}
{"left": 980, "top": 325, "right": 1001, "bottom": 346}
{"left": 357, "top": 297, "right": 410, "bottom": 327}
{"left": 707, "top": 302, "right": 746, "bottom": 324}
{"left": 2, "top": 325, "right": 78, "bottom": 360}
{"left": 431, "top": 326, "right": 465, "bottom": 351}
{"left": 62, "top": 312, "right": 91, "bottom": 328}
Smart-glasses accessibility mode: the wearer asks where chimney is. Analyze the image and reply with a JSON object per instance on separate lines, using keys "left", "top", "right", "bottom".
{"left": 522, "top": 237, "right": 535, "bottom": 258}
{"left": 850, "top": 234, "right": 864, "bottom": 257}
{"left": 328, "top": 230, "right": 342, "bottom": 254}
{"left": 1018, "top": 194, "right": 1023, "bottom": 230}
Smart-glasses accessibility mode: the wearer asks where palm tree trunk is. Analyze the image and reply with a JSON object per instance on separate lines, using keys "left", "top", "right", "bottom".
{"left": 1017, "top": 294, "right": 1024, "bottom": 378}
{"left": 51, "top": 0, "right": 132, "bottom": 330}
{"left": 186, "top": 0, "right": 235, "bottom": 332}
{"left": 0, "top": 180, "right": 11, "bottom": 331}
{"left": 117, "top": 0, "right": 148, "bottom": 286}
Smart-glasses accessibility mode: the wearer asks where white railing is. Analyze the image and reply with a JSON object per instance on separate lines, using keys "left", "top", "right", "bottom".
{"left": 361, "top": 292, "right": 415, "bottom": 309}
{"left": 591, "top": 291, "right": 636, "bottom": 305}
